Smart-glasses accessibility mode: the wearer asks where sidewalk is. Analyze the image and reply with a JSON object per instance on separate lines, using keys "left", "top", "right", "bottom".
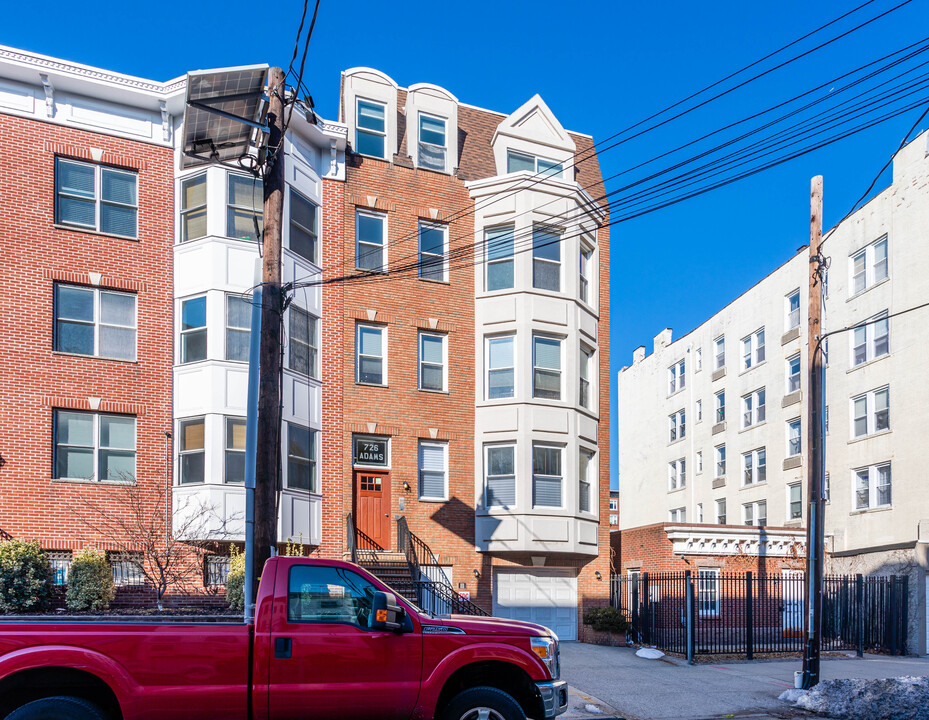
{"left": 560, "top": 643, "right": 929, "bottom": 720}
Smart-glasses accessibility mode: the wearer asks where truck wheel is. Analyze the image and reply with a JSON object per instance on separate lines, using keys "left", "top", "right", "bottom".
{"left": 442, "top": 687, "right": 526, "bottom": 720}
{"left": 5, "top": 696, "right": 106, "bottom": 720}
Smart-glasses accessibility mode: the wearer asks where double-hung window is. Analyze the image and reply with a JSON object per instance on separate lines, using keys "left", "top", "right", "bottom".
{"left": 786, "top": 353, "right": 801, "bottom": 393}
{"left": 418, "top": 113, "right": 447, "bottom": 171}
{"left": 486, "top": 226, "right": 515, "bottom": 291}
{"left": 696, "top": 399, "right": 703, "bottom": 422}
{"left": 579, "top": 450, "right": 594, "bottom": 513}
{"left": 356, "top": 98, "right": 387, "bottom": 158}
{"left": 579, "top": 346, "right": 593, "bottom": 409}
{"left": 743, "top": 448, "right": 766, "bottom": 485}
{"left": 226, "top": 174, "right": 263, "bottom": 241}
{"left": 54, "top": 284, "right": 137, "bottom": 361}
{"left": 850, "top": 236, "right": 889, "bottom": 295}
{"left": 54, "top": 410, "right": 136, "bottom": 482}
{"left": 224, "top": 417, "right": 246, "bottom": 484}
{"left": 788, "top": 483, "right": 802, "bottom": 520}
{"left": 854, "top": 463, "right": 891, "bottom": 509}
{"left": 579, "top": 246, "right": 592, "bottom": 303}
{"left": 668, "top": 458, "right": 686, "bottom": 490}
{"left": 55, "top": 158, "right": 138, "bottom": 238}
{"left": 742, "top": 388, "right": 766, "bottom": 428}
{"left": 669, "top": 507, "right": 686, "bottom": 522}
{"left": 485, "top": 444, "right": 515, "bottom": 507}
{"left": 419, "top": 441, "right": 448, "bottom": 500}
{"left": 418, "top": 221, "right": 447, "bottom": 281}
{"left": 289, "top": 188, "right": 319, "bottom": 265}
{"left": 356, "top": 324, "right": 386, "bottom": 385}
{"left": 852, "top": 311, "right": 889, "bottom": 366}
{"left": 743, "top": 500, "right": 767, "bottom": 526}
{"left": 355, "top": 210, "right": 387, "bottom": 272}
{"left": 180, "top": 174, "right": 207, "bottom": 242}
{"left": 715, "top": 499, "right": 727, "bottom": 524}
{"left": 289, "top": 306, "right": 319, "bottom": 379}
{"left": 533, "top": 335, "right": 562, "bottom": 400}
{"left": 714, "top": 336, "right": 725, "bottom": 370}
{"left": 786, "top": 290, "right": 801, "bottom": 330}
{"left": 669, "top": 409, "right": 686, "bottom": 442}
{"left": 742, "top": 328, "right": 765, "bottom": 369}
{"left": 715, "top": 390, "right": 725, "bottom": 423}
{"left": 532, "top": 444, "right": 562, "bottom": 508}
{"left": 787, "top": 418, "right": 801, "bottom": 457}
{"left": 226, "top": 294, "right": 250, "bottom": 362}
{"left": 715, "top": 445, "right": 726, "bottom": 478}
{"left": 698, "top": 569, "right": 721, "bottom": 616}
{"left": 286, "top": 423, "right": 317, "bottom": 492}
{"left": 532, "top": 226, "right": 561, "bottom": 291}
{"left": 668, "top": 359, "right": 685, "bottom": 394}
{"left": 181, "top": 296, "right": 207, "bottom": 364}
{"left": 419, "top": 332, "right": 446, "bottom": 392}
{"left": 486, "top": 335, "right": 515, "bottom": 399}
{"left": 852, "top": 386, "right": 890, "bottom": 438}
{"left": 178, "top": 417, "right": 205, "bottom": 484}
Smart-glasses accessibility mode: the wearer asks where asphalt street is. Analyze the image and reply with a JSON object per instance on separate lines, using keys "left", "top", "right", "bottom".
{"left": 560, "top": 643, "right": 929, "bottom": 720}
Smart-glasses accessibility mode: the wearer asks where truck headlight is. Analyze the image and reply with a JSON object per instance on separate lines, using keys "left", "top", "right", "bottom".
{"left": 530, "top": 636, "right": 560, "bottom": 679}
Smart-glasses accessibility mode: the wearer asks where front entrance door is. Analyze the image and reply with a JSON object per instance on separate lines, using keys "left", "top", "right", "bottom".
{"left": 782, "top": 569, "right": 804, "bottom": 637}
{"left": 354, "top": 470, "right": 390, "bottom": 549}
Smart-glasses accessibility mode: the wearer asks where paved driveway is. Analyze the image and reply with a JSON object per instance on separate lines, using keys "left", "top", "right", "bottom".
{"left": 560, "top": 643, "right": 929, "bottom": 720}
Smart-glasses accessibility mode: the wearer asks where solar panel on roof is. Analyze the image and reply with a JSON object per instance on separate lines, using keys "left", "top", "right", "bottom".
{"left": 182, "top": 65, "right": 270, "bottom": 169}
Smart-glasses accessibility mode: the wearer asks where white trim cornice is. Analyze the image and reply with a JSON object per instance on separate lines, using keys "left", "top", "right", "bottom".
{"left": 664, "top": 525, "right": 806, "bottom": 557}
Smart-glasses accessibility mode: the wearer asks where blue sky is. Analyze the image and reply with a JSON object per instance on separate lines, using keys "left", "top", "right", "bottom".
{"left": 5, "top": 0, "right": 927, "bottom": 489}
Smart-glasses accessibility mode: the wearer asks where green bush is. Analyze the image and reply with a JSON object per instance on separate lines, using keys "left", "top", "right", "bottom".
{"left": 225, "top": 546, "right": 245, "bottom": 611}
{"left": 66, "top": 548, "right": 115, "bottom": 611}
{"left": 0, "top": 540, "right": 51, "bottom": 613}
{"left": 583, "top": 606, "right": 630, "bottom": 634}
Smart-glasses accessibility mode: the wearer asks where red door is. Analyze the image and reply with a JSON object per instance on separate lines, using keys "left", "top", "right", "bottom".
{"left": 354, "top": 470, "right": 390, "bottom": 549}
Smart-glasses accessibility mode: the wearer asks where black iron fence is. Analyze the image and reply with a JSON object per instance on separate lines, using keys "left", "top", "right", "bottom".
{"left": 611, "top": 571, "right": 908, "bottom": 659}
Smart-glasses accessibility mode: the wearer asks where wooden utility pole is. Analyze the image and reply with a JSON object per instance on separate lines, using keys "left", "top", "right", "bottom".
{"left": 802, "top": 175, "right": 825, "bottom": 689}
{"left": 253, "top": 66, "right": 286, "bottom": 597}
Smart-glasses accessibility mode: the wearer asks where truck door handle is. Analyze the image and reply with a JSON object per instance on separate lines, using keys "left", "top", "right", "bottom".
{"left": 274, "top": 637, "right": 293, "bottom": 659}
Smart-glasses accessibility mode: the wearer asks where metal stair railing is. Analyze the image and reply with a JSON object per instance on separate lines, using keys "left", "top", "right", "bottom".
{"left": 347, "top": 513, "right": 385, "bottom": 565}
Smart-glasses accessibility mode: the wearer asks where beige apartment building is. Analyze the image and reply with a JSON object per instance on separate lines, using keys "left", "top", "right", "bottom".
{"left": 617, "top": 131, "right": 929, "bottom": 655}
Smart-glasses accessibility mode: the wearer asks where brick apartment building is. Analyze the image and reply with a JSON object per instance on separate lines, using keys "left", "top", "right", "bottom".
{"left": 326, "top": 68, "right": 611, "bottom": 640}
{"left": 0, "top": 46, "right": 176, "bottom": 592}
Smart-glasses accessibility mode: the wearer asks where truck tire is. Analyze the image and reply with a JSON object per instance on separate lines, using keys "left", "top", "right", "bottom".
{"left": 5, "top": 696, "right": 106, "bottom": 720}
{"left": 442, "top": 686, "right": 526, "bottom": 720}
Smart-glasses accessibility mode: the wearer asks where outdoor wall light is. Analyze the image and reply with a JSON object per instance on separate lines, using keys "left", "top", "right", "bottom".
{"left": 473, "top": 569, "right": 480, "bottom": 579}
{"left": 595, "top": 571, "right": 602, "bottom": 581}
{"left": 403, "top": 481, "right": 411, "bottom": 492}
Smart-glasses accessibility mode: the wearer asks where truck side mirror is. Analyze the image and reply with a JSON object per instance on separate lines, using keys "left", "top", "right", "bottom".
{"left": 369, "top": 590, "right": 405, "bottom": 631}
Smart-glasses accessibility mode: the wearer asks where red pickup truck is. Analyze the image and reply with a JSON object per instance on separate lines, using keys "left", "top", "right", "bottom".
{"left": 0, "top": 557, "right": 566, "bottom": 720}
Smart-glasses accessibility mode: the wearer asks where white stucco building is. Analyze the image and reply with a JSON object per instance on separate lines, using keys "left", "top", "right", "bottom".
{"left": 617, "top": 132, "right": 929, "bottom": 654}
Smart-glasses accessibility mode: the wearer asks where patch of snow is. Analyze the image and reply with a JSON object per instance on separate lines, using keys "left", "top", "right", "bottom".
{"left": 781, "top": 676, "right": 929, "bottom": 720}
{"left": 635, "top": 647, "right": 665, "bottom": 660}
{"left": 584, "top": 704, "right": 603, "bottom": 714}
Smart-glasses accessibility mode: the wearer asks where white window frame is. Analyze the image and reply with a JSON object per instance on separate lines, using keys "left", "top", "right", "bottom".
{"left": 180, "top": 173, "right": 207, "bottom": 243}
{"left": 579, "top": 244, "right": 593, "bottom": 304}
{"left": 225, "top": 293, "right": 251, "bottom": 363}
{"left": 742, "top": 447, "right": 766, "bottom": 486}
{"left": 224, "top": 416, "right": 246, "bottom": 485}
{"left": 715, "top": 390, "right": 725, "bottom": 423}
{"left": 851, "top": 386, "right": 890, "bottom": 438}
{"left": 787, "top": 418, "right": 801, "bottom": 457}
{"left": 609, "top": 497, "right": 618, "bottom": 512}
{"left": 178, "top": 416, "right": 205, "bottom": 485}
{"left": 226, "top": 173, "right": 263, "bottom": 242}
{"left": 355, "top": 97, "right": 387, "bottom": 159}
{"left": 288, "top": 186, "right": 319, "bottom": 266}
{"left": 532, "top": 443, "right": 563, "bottom": 509}
{"left": 579, "top": 448, "right": 595, "bottom": 514}
{"left": 698, "top": 568, "right": 721, "bottom": 616}
{"left": 741, "top": 327, "right": 765, "bottom": 370}
{"left": 54, "top": 284, "right": 137, "bottom": 362}
{"left": 418, "top": 331, "right": 447, "bottom": 393}
{"left": 788, "top": 482, "right": 802, "bottom": 520}
{"left": 506, "top": 149, "right": 563, "bottom": 178}
{"left": 715, "top": 498, "right": 727, "bottom": 524}
{"left": 669, "top": 507, "right": 686, "bottom": 522}
{"left": 695, "top": 348, "right": 703, "bottom": 372}
{"left": 485, "top": 334, "right": 515, "bottom": 400}
{"left": 743, "top": 500, "right": 767, "bottom": 526}
{"left": 714, "top": 335, "right": 725, "bottom": 370}
{"left": 715, "top": 445, "right": 726, "bottom": 479}
{"left": 355, "top": 209, "right": 387, "bottom": 273}
{"left": 356, "top": 323, "right": 387, "bottom": 386}
{"left": 55, "top": 157, "right": 138, "bottom": 238}
{"left": 532, "top": 334, "right": 563, "bottom": 401}
{"left": 418, "top": 220, "right": 448, "bottom": 281}
{"left": 579, "top": 345, "right": 594, "bottom": 410}
{"left": 855, "top": 463, "right": 893, "bottom": 510}
{"left": 485, "top": 225, "right": 515, "bottom": 292}
{"left": 742, "top": 388, "right": 766, "bottom": 428}
{"left": 532, "top": 225, "right": 562, "bottom": 292}
{"left": 53, "top": 410, "right": 137, "bottom": 483}
{"left": 285, "top": 423, "right": 317, "bottom": 492}
{"left": 849, "top": 235, "right": 889, "bottom": 297}
{"left": 851, "top": 311, "right": 889, "bottom": 367}
{"left": 668, "top": 359, "right": 686, "bottom": 395}
{"left": 417, "top": 112, "right": 447, "bottom": 172}
{"left": 484, "top": 443, "right": 516, "bottom": 508}
{"left": 696, "top": 399, "right": 703, "bottom": 423}
{"left": 786, "top": 353, "right": 801, "bottom": 394}
{"left": 786, "top": 289, "right": 801, "bottom": 330}
{"left": 668, "top": 458, "right": 686, "bottom": 491}
{"left": 696, "top": 451, "right": 703, "bottom": 474}
{"left": 418, "top": 440, "right": 448, "bottom": 501}
{"left": 669, "top": 409, "right": 686, "bottom": 442}
{"left": 180, "top": 294, "right": 207, "bottom": 364}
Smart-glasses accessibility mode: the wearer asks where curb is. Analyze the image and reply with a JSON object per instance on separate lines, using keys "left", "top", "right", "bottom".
{"left": 562, "top": 686, "right": 627, "bottom": 720}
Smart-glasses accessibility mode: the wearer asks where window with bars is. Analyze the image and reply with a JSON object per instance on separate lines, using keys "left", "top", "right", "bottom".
{"left": 48, "top": 551, "right": 72, "bottom": 586}
{"left": 698, "top": 568, "right": 720, "bottom": 616}
{"left": 54, "top": 284, "right": 137, "bottom": 361}
{"left": 110, "top": 552, "right": 145, "bottom": 586}
{"left": 55, "top": 158, "right": 138, "bottom": 238}
{"left": 532, "top": 444, "right": 562, "bottom": 508}
{"left": 204, "top": 555, "right": 231, "bottom": 587}
{"left": 485, "top": 444, "right": 515, "bottom": 508}
{"left": 418, "top": 441, "right": 448, "bottom": 500}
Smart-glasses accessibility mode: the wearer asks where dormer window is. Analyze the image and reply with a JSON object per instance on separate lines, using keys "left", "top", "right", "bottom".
{"left": 506, "top": 149, "right": 562, "bottom": 179}
{"left": 418, "top": 113, "right": 447, "bottom": 171}
{"left": 356, "top": 98, "right": 387, "bottom": 158}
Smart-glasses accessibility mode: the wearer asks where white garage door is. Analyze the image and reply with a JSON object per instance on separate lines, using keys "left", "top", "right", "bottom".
{"left": 493, "top": 569, "right": 578, "bottom": 641}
